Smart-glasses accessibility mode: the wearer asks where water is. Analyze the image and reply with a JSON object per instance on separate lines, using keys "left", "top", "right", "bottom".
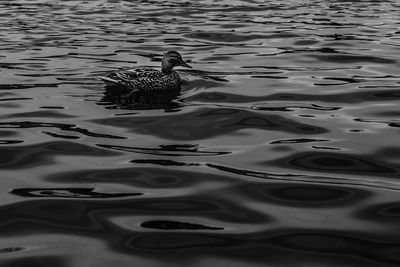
{"left": 1, "top": 0, "right": 400, "bottom": 266}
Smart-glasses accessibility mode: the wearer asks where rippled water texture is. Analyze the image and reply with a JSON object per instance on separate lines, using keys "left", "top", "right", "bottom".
{"left": 1, "top": 0, "right": 400, "bottom": 266}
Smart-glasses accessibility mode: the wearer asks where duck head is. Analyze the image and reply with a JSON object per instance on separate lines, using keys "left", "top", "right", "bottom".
{"left": 161, "top": 51, "right": 192, "bottom": 74}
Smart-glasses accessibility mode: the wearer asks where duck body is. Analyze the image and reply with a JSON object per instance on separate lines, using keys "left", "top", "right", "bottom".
{"left": 99, "top": 51, "right": 191, "bottom": 103}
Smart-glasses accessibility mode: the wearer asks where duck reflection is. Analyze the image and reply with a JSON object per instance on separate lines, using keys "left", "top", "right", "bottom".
{"left": 100, "top": 88, "right": 181, "bottom": 110}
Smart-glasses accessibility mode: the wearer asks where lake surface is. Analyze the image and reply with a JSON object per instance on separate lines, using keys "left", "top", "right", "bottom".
{"left": 1, "top": 0, "right": 400, "bottom": 266}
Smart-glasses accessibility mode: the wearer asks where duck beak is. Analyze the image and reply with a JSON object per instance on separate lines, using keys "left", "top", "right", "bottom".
{"left": 180, "top": 61, "right": 192, "bottom": 68}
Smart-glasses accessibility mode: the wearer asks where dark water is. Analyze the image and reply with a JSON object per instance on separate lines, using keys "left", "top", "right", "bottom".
{"left": 1, "top": 0, "right": 400, "bottom": 266}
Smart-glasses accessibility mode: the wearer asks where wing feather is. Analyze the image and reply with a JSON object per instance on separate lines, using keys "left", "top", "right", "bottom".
{"left": 101, "top": 66, "right": 180, "bottom": 93}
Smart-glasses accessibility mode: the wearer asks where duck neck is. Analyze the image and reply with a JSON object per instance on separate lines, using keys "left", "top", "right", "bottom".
{"left": 161, "top": 60, "right": 174, "bottom": 74}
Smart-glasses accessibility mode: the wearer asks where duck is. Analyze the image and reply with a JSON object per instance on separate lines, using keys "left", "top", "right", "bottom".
{"left": 99, "top": 51, "right": 192, "bottom": 101}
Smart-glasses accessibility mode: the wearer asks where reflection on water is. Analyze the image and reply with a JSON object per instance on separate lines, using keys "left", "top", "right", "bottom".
{"left": 1, "top": 0, "right": 400, "bottom": 266}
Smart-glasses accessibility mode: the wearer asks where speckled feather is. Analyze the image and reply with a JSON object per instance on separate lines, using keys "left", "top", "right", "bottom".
{"left": 104, "top": 67, "right": 181, "bottom": 92}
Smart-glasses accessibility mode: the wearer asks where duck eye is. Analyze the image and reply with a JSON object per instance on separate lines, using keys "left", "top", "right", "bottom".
{"left": 171, "top": 58, "right": 180, "bottom": 65}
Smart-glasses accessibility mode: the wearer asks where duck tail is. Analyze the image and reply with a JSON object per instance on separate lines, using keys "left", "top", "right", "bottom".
{"left": 98, "top": 76, "right": 121, "bottom": 85}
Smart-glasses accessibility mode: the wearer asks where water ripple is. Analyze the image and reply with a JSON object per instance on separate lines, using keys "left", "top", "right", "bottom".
{"left": 1, "top": 0, "right": 400, "bottom": 266}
